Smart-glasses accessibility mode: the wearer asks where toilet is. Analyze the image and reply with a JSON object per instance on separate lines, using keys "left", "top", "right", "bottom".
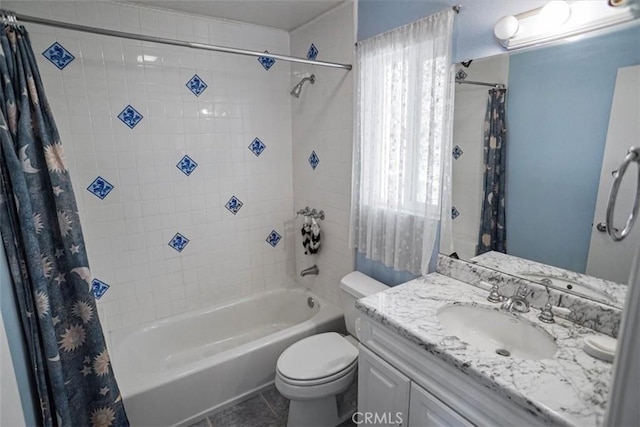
{"left": 275, "top": 272, "right": 389, "bottom": 427}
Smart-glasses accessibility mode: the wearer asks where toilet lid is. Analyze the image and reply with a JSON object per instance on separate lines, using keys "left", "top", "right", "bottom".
{"left": 277, "top": 332, "right": 358, "bottom": 381}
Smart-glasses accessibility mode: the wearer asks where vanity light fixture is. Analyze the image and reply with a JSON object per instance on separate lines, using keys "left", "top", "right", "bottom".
{"left": 538, "top": 0, "right": 572, "bottom": 31}
{"left": 494, "top": 0, "right": 638, "bottom": 50}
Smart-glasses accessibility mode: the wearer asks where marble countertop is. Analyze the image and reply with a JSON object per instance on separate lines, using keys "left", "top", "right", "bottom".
{"left": 356, "top": 273, "right": 613, "bottom": 427}
{"left": 471, "top": 251, "right": 627, "bottom": 308}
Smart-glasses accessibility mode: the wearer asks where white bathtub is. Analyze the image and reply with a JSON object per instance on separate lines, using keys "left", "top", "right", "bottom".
{"left": 109, "top": 287, "right": 344, "bottom": 427}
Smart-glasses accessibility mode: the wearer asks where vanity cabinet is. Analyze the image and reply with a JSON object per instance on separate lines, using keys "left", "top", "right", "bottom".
{"left": 358, "top": 317, "right": 547, "bottom": 427}
{"left": 359, "top": 346, "right": 472, "bottom": 427}
{"left": 358, "top": 346, "right": 410, "bottom": 426}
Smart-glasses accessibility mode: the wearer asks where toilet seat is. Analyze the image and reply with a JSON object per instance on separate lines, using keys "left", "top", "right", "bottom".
{"left": 277, "top": 359, "right": 357, "bottom": 387}
{"left": 277, "top": 332, "right": 358, "bottom": 383}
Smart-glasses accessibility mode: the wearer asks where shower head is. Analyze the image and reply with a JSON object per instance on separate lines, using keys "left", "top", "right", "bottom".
{"left": 290, "top": 74, "right": 315, "bottom": 98}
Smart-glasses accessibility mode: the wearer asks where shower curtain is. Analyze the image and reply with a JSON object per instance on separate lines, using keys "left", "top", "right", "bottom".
{"left": 478, "top": 88, "right": 507, "bottom": 255}
{"left": 0, "top": 22, "right": 128, "bottom": 426}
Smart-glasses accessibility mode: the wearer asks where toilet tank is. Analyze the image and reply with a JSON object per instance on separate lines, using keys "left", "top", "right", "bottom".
{"left": 340, "top": 272, "right": 389, "bottom": 338}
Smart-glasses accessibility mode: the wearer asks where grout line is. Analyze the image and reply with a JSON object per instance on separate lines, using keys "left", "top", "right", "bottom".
{"left": 260, "top": 392, "right": 279, "bottom": 418}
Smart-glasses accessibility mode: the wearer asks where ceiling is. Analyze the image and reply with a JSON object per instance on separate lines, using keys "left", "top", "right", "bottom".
{"left": 127, "top": 0, "right": 344, "bottom": 31}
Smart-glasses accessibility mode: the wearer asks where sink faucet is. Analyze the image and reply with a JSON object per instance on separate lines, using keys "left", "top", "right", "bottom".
{"left": 538, "top": 285, "right": 555, "bottom": 323}
{"left": 500, "top": 284, "right": 531, "bottom": 313}
{"left": 300, "top": 265, "right": 319, "bottom": 277}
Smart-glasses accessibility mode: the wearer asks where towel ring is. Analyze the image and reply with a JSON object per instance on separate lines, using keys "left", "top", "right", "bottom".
{"left": 606, "top": 147, "right": 640, "bottom": 241}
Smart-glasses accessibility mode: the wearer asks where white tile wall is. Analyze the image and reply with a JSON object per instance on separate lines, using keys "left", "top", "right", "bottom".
{"left": 290, "top": 1, "right": 356, "bottom": 305}
{"left": 452, "top": 55, "right": 509, "bottom": 259}
{"left": 6, "top": 0, "right": 296, "bottom": 332}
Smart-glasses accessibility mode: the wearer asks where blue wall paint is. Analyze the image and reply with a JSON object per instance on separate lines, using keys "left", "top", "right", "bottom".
{"left": 358, "top": 0, "right": 448, "bottom": 41}
{"left": 355, "top": 223, "right": 439, "bottom": 285}
{"left": 506, "top": 25, "right": 640, "bottom": 273}
{"left": 0, "top": 245, "right": 38, "bottom": 426}
{"left": 356, "top": 252, "right": 419, "bottom": 285}
{"left": 357, "top": 0, "right": 548, "bottom": 62}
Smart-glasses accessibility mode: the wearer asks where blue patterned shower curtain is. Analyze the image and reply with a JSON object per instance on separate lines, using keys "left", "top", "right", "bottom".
{"left": 0, "top": 23, "right": 128, "bottom": 426}
{"left": 477, "top": 88, "right": 507, "bottom": 255}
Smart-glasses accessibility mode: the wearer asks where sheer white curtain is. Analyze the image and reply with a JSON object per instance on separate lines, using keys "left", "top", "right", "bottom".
{"left": 350, "top": 9, "right": 455, "bottom": 276}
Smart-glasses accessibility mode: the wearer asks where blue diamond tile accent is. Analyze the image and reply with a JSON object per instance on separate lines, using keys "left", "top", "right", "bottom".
{"left": 248, "top": 137, "right": 266, "bottom": 157}
{"left": 456, "top": 69, "right": 468, "bottom": 81}
{"left": 307, "top": 43, "right": 319, "bottom": 60}
{"left": 91, "top": 278, "right": 110, "bottom": 300}
{"left": 452, "top": 206, "right": 460, "bottom": 220}
{"left": 87, "top": 176, "right": 114, "bottom": 200}
{"left": 308, "top": 151, "right": 319, "bottom": 170}
{"left": 168, "top": 233, "right": 190, "bottom": 252}
{"left": 266, "top": 230, "right": 282, "bottom": 247}
{"left": 258, "top": 51, "right": 276, "bottom": 71}
{"left": 186, "top": 74, "right": 208, "bottom": 97}
{"left": 176, "top": 155, "right": 198, "bottom": 176}
{"left": 452, "top": 145, "right": 464, "bottom": 159}
{"left": 225, "top": 196, "right": 244, "bottom": 215}
{"left": 42, "top": 42, "right": 75, "bottom": 70}
{"left": 117, "top": 105, "right": 143, "bottom": 129}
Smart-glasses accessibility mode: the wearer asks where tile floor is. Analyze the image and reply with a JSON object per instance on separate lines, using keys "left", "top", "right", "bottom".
{"left": 189, "top": 386, "right": 357, "bottom": 427}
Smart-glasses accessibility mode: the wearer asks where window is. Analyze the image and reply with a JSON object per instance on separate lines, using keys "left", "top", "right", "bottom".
{"left": 350, "top": 10, "right": 455, "bottom": 275}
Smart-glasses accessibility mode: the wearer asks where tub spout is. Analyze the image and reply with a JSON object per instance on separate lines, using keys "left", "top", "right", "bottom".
{"left": 301, "top": 265, "right": 319, "bottom": 277}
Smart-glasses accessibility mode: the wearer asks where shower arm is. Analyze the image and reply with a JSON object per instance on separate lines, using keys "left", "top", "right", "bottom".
{"left": 299, "top": 75, "right": 315, "bottom": 86}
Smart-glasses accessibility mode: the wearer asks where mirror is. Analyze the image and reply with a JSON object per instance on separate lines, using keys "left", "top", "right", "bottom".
{"left": 442, "top": 22, "right": 640, "bottom": 309}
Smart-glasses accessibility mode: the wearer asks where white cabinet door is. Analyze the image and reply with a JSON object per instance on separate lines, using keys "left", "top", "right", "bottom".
{"left": 358, "top": 346, "right": 410, "bottom": 427}
{"left": 408, "top": 383, "right": 473, "bottom": 427}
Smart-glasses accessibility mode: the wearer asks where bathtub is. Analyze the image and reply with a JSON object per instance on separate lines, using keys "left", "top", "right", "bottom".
{"left": 109, "top": 287, "right": 344, "bottom": 427}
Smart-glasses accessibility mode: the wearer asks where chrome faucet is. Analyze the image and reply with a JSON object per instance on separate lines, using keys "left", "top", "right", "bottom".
{"left": 538, "top": 285, "right": 555, "bottom": 323}
{"left": 487, "top": 284, "right": 504, "bottom": 303}
{"left": 500, "top": 284, "right": 531, "bottom": 313}
{"left": 300, "top": 265, "right": 319, "bottom": 277}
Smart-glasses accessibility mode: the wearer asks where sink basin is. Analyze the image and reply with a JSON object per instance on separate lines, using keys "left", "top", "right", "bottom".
{"left": 437, "top": 304, "right": 557, "bottom": 360}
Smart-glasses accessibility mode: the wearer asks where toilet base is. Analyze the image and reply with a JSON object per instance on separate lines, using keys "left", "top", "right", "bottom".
{"left": 287, "top": 396, "right": 338, "bottom": 427}
{"left": 284, "top": 379, "right": 358, "bottom": 427}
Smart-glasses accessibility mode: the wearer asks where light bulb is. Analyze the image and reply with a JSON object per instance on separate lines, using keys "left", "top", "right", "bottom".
{"left": 494, "top": 15, "right": 520, "bottom": 40}
{"left": 539, "top": 1, "right": 571, "bottom": 31}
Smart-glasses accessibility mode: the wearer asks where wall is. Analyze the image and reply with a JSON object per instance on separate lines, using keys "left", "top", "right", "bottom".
{"left": 506, "top": 25, "right": 640, "bottom": 273}
{"left": 0, "top": 246, "right": 36, "bottom": 426}
{"left": 290, "top": 2, "right": 356, "bottom": 304}
{"left": 451, "top": 55, "right": 509, "bottom": 259}
{"left": 0, "top": 312, "right": 26, "bottom": 426}
{"left": 357, "top": 0, "right": 548, "bottom": 62}
{"left": 6, "top": 0, "right": 295, "bottom": 333}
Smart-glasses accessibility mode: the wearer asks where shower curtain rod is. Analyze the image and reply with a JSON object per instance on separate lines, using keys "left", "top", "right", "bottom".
{"left": 456, "top": 79, "right": 506, "bottom": 89}
{"left": 10, "top": 11, "right": 353, "bottom": 71}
